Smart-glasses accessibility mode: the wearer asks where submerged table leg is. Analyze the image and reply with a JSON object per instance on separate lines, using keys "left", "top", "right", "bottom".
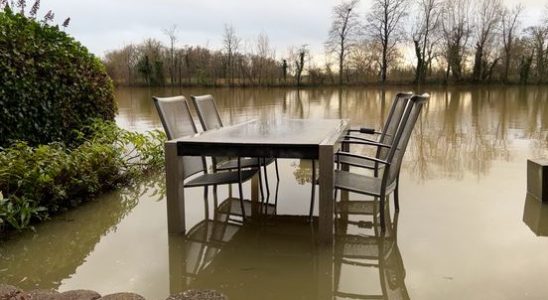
{"left": 168, "top": 234, "right": 186, "bottom": 294}
{"left": 318, "top": 144, "right": 335, "bottom": 245}
{"left": 165, "top": 141, "right": 186, "bottom": 233}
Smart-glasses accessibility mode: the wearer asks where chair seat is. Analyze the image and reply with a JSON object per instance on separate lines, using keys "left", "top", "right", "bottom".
{"left": 336, "top": 200, "right": 379, "bottom": 215}
{"left": 336, "top": 155, "right": 384, "bottom": 170}
{"left": 185, "top": 169, "right": 258, "bottom": 187}
{"left": 216, "top": 157, "right": 275, "bottom": 171}
{"left": 335, "top": 170, "right": 396, "bottom": 197}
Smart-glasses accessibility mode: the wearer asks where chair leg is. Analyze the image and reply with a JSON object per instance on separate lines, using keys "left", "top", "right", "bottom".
{"left": 257, "top": 166, "right": 265, "bottom": 202}
{"left": 309, "top": 160, "right": 316, "bottom": 223}
{"left": 380, "top": 196, "right": 386, "bottom": 233}
{"left": 273, "top": 181, "right": 279, "bottom": 215}
{"left": 262, "top": 158, "right": 270, "bottom": 198}
{"left": 203, "top": 186, "right": 209, "bottom": 220}
{"left": 238, "top": 180, "right": 246, "bottom": 221}
{"left": 213, "top": 186, "right": 219, "bottom": 219}
{"left": 394, "top": 175, "right": 400, "bottom": 211}
{"left": 274, "top": 159, "right": 280, "bottom": 182}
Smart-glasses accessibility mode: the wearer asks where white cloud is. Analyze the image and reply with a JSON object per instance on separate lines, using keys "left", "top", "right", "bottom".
{"left": 32, "top": 0, "right": 546, "bottom": 60}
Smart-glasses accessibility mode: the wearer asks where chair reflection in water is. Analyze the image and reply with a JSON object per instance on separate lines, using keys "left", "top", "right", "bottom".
{"left": 169, "top": 191, "right": 409, "bottom": 300}
{"left": 335, "top": 193, "right": 409, "bottom": 299}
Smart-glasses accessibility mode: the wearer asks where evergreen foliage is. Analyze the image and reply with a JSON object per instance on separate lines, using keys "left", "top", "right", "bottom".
{"left": 0, "top": 7, "right": 116, "bottom": 147}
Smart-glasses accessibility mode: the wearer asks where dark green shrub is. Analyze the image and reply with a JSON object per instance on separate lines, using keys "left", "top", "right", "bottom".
{"left": 0, "top": 7, "right": 116, "bottom": 147}
{"left": 0, "top": 120, "right": 166, "bottom": 232}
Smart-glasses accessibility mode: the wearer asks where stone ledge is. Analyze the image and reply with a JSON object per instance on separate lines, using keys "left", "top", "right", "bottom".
{"left": 0, "top": 285, "right": 227, "bottom": 300}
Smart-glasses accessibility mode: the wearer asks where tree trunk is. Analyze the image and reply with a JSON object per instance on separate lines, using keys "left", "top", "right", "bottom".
{"left": 381, "top": 44, "right": 388, "bottom": 83}
{"left": 339, "top": 50, "right": 344, "bottom": 85}
{"left": 473, "top": 44, "right": 483, "bottom": 82}
{"left": 413, "top": 39, "right": 424, "bottom": 84}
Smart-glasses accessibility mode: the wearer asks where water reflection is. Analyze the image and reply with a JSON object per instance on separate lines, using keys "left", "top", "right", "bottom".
{"left": 523, "top": 194, "right": 548, "bottom": 237}
{"left": 0, "top": 175, "right": 163, "bottom": 290}
{"left": 335, "top": 195, "right": 408, "bottom": 300}
{"left": 116, "top": 86, "right": 548, "bottom": 182}
{"left": 2, "top": 86, "right": 548, "bottom": 298}
{"left": 167, "top": 192, "right": 408, "bottom": 299}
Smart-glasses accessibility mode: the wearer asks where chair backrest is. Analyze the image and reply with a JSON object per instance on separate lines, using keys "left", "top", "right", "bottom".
{"left": 384, "top": 94, "right": 429, "bottom": 188}
{"left": 191, "top": 95, "right": 224, "bottom": 131}
{"left": 377, "top": 92, "right": 413, "bottom": 160}
{"left": 152, "top": 95, "right": 205, "bottom": 178}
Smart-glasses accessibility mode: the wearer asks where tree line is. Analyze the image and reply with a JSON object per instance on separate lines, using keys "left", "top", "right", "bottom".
{"left": 103, "top": 0, "right": 548, "bottom": 87}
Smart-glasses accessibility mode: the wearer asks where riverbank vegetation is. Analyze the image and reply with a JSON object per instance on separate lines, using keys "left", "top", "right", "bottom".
{"left": 103, "top": 0, "right": 546, "bottom": 87}
{"left": 0, "top": 120, "right": 165, "bottom": 233}
{"left": 0, "top": 2, "right": 165, "bottom": 234}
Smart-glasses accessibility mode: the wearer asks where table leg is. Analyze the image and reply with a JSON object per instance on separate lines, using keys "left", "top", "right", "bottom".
{"left": 318, "top": 144, "right": 335, "bottom": 245}
{"left": 168, "top": 234, "right": 186, "bottom": 294}
{"left": 165, "top": 141, "right": 186, "bottom": 233}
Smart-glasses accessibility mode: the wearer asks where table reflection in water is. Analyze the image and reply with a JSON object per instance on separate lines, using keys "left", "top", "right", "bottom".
{"left": 168, "top": 190, "right": 409, "bottom": 300}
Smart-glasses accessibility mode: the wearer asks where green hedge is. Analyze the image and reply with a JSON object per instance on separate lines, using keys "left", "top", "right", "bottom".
{"left": 0, "top": 8, "right": 116, "bottom": 147}
{"left": 0, "top": 120, "right": 165, "bottom": 232}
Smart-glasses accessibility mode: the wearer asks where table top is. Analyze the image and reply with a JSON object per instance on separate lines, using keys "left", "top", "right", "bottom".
{"left": 174, "top": 119, "right": 348, "bottom": 159}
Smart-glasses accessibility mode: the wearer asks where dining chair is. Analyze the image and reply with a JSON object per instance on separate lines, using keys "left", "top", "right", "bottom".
{"left": 309, "top": 92, "right": 413, "bottom": 221}
{"left": 191, "top": 94, "right": 280, "bottom": 200}
{"left": 339, "top": 92, "right": 413, "bottom": 171}
{"left": 153, "top": 95, "right": 258, "bottom": 220}
{"left": 346, "top": 91, "right": 414, "bottom": 138}
{"left": 333, "top": 94, "right": 429, "bottom": 228}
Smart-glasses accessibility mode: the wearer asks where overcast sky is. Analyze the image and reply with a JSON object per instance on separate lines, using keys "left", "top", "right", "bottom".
{"left": 40, "top": 0, "right": 547, "bottom": 60}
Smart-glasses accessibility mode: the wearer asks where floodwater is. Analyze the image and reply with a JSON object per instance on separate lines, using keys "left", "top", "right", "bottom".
{"left": 1, "top": 86, "right": 548, "bottom": 299}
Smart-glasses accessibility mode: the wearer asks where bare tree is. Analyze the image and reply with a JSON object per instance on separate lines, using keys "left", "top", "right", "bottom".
{"left": 325, "top": 0, "right": 361, "bottom": 85}
{"left": 366, "top": 0, "right": 409, "bottom": 83}
{"left": 526, "top": 25, "right": 548, "bottom": 83}
{"left": 255, "top": 32, "right": 275, "bottom": 85}
{"left": 290, "top": 45, "right": 308, "bottom": 87}
{"left": 223, "top": 24, "right": 241, "bottom": 86}
{"left": 412, "top": 0, "right": 441, "bottom": 84}
{"left": 471, "top": 0, "right": 502, "bottom": 82}
{"left": 349, "top": 39, "right": 382, "bottom": 82}
{"left": 163, "top": 25, "right": 178, "bottom": 86}
{"left": 501, "top": 4, "right": 523, "bottom": 83}
{"left": 440, "top": 0, "right": 472, "bottom": 81}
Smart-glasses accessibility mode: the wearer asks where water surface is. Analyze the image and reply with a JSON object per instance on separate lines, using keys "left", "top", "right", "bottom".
{"left": 1, "top": 86, "right": 548, "bottom": 299}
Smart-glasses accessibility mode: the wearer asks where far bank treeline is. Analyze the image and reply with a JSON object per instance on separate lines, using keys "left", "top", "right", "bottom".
{"left": 104, "top": 0, "right": 548, "bottom": 87}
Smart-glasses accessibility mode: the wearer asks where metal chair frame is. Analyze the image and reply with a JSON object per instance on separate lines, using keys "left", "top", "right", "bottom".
{"left": 153, "top": 95, "right": 257, "bottom": 220}
{"left": 191, "top": 94, "right": 280, "bottom": 201}
{"left": 309, "top": 92, "right": 413, "bottom": 221}
{"left": 333, "top": 94, "right": 429, "bottom": 228}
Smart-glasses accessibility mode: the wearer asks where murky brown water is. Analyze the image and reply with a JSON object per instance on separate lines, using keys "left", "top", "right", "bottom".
{"left": 2, "top": 86, "right": 548, "bottom": 299}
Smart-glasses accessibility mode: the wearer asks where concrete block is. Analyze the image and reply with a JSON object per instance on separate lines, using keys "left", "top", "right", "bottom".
{"left": 523, "top": 193, "right": 548, "bottom": 237}
{"left": 527, "top": 159, "right": 548, "bottom": 202}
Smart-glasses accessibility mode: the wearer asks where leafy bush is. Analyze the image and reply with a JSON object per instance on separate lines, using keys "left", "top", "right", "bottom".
{"left": 0, "top": 7, "right": 116, "bottom": 147}
{"left": 0, "top": 120, "right": 166, "bottom": 232}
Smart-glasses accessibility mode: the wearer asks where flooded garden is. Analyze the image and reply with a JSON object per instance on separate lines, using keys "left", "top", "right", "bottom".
{"left": 1, "top": 86, "right": 548, "bottom": 299}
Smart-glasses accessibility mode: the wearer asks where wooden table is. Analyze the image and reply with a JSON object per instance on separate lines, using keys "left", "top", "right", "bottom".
{"left": 164, "top": 118, "right": 349, "bottom": 244}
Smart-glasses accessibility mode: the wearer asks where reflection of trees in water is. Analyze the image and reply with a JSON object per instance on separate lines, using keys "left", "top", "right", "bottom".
{"left": 291, "top": 159, "right": 314, "bottom": 185}
{"left": 116, "top": 86, "right": 548, "bottom": 181}
{"left": 407, "top": 87, "right": 548, "bottom": 181}
{"left": 525, "top": 87, "right": 548, "bottom": 159}
{"left": 0, "top": 174, "right": 164, "bottom": 290}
